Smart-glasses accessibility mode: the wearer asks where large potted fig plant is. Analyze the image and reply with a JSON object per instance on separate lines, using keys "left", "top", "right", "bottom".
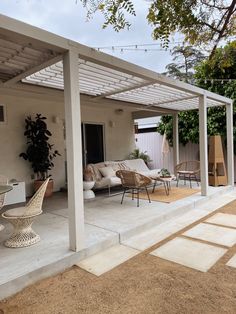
{"left": 20, "top": 114, "right": 60, "bottom": 197}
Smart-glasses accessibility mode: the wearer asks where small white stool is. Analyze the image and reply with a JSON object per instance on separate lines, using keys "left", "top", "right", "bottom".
{"left": 83, "top": 181, "right": 95, "bottom": 200}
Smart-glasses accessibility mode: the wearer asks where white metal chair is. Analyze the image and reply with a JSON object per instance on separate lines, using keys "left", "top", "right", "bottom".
{"left": 0, "top": 175, "right": 8, "bottom": 210}
{"left": 2, "top": 178, "right": 49, "bottom": 248}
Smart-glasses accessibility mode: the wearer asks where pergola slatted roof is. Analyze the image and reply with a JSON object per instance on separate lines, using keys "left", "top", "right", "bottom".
{"left": 0, "top": 37, "right": 62, "bottom": 82}
{"left": 0, "top": 14, "right": 232, "bottom": 113}
{"left": 22, "top": 59, "right": 224, "bottom": 111}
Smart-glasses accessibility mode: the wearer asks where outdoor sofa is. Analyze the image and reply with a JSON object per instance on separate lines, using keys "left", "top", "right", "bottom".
{"left": 84, "top": 158, "right": 161, "bottom": 193}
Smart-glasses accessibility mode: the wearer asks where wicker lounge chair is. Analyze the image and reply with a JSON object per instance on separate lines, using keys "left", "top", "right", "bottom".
{"left": 2, "top": 178, "right": 49, "bottom": 248}
{"left": 116, "top": 170, "right": 152, "bottom": 207}
{"left": 175, "top": 161, "right": 200, "bottom": 188}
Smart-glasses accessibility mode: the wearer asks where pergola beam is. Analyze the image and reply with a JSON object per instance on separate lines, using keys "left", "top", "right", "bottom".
{"left": 150, "top": 95, "right": 198, "bottom": 107}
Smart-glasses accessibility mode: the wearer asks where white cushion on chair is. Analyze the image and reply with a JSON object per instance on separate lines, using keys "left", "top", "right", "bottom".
{"left": 3, "top": 207, "right": 42, "bottom": 218}
{"left": 3, "top": 207, "right": 27, "bottom": 217}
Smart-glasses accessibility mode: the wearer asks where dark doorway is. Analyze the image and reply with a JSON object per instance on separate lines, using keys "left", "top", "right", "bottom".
{"left": 82, "top": 123, "right": 105, "bottom": 165}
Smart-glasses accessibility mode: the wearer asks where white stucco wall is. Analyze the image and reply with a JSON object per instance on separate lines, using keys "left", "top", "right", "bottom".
{"left": 0, "top": 86, "right": 135, "bottom": 196}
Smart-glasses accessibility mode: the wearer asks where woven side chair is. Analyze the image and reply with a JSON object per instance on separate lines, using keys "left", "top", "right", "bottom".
{"left": 175, "top": 161, "right": 200, "bottom": 188}
{"left": 0, "top": 175, "right": 8, "bottom": 210}
{"left": 116, "top": 170, "right": 152, "bottom": 207}
{"left": 2, "top": 178, "right": 49, "bottom": 248}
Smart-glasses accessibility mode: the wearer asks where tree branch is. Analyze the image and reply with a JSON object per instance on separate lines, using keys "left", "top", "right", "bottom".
{"left": 200, "top": 0, "right": 230, "bottom": 10}
{"left": 210, "top": 0, "right": 236, "bottom": 57}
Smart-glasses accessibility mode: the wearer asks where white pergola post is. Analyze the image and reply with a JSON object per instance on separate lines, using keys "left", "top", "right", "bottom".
{"left": 226, "top": 101, "right": 234, "bottom": 186}
{"left": 199, "top": 95, "right": 209, "bottom": 196}
{"left": 173, "top": 113, "right": 179, "bottom": 172}
{"left": 63, "top": 49, "right": 85, "bottom": 252}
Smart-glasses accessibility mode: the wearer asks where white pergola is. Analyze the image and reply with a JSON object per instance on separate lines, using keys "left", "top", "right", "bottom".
{"left": 0, "top": 14, "right": 234, "bottom": 252}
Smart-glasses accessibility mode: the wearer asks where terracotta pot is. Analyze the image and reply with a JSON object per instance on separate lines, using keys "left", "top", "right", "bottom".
{"left": 34, "top": 179, "right": 54, "bottom": 197}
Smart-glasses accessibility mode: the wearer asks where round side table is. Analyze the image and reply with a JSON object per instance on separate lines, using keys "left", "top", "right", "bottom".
{"left": 83, "top": 181, "right": 95, "bottom": 200}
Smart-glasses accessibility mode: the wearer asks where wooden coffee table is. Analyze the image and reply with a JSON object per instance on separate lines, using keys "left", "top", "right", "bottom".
{"left": 151, "top": 175, "right": 176, "bottom": 195}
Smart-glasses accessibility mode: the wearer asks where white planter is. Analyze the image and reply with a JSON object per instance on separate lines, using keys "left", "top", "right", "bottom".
{"left": 83, "top": 181, "right": 95, "bottom": 200}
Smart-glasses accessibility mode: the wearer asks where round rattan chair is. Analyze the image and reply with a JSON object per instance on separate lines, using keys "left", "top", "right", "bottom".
{"left": 2, "top": 178, "right": 49, "bottom": 248}
{"left": 116, "top": 170, "right": 152, "bottom": 207}
{"left": 175, "top": 161, "right": 200, "bottom": 188}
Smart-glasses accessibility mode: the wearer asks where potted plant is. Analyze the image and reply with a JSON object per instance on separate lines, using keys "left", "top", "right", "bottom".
{"left": 19, "top": 114, "right": 60, "bottom": 197}
{"left": 128, "top": 148, "right": 152, "bottom": 165}
{"left": 159, "top": 168, "right": 171, "bottom": 178}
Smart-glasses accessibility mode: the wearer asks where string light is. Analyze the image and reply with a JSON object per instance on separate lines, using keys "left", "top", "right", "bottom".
{"left": 200, "top": 78, "right": 236, "bottom": 82}
{"left": 95, "top": 41, "right": 184, "bottom": 52}
{"left": 100, "top": 47, "right": 171, "bottom": 52}
{"left": 95, "top": 43, "right": 236, "bottom": 83}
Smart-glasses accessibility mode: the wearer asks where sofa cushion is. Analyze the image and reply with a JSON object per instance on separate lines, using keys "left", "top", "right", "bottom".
{"left": 99, "top": 166, "right": 116, "bottom": 178}
{"left": 109, "top": 176, "right": 121, "bottom": 187}
{"left": 89, "top": 162, "right": 106, "bottom": 181}
{"left": 94, "top": 177, "right": 110, "bottom": 189}
{"left": 124, "top": 159, "right": 149, "bottom": 172}
{"left": 105, "top": 161, "right": 120, "bottom": 171}
{"left": 107, "top": 161, "right": 130, "bottom": 172}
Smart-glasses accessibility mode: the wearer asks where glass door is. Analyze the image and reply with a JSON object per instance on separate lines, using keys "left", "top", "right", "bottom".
{"left": 82, "top": 123, "right": 105, "bottom": 166}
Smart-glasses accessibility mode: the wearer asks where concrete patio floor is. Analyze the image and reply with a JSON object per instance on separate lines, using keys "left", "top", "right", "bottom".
{"left": 0, "top": 183, "right": 235, "bottom": 300}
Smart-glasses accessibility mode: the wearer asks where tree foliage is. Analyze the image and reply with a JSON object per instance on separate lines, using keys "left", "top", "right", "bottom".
{"left": 157, "top": 41, "right": 236, "bottom": 150}
{"left": 163, "top": 45, "right": 205, "bottom": 83}
{"left": 80, "top": 0, "right": 236, "bottom": 56}
{"left": 80, "top": 0, "right": 136, "bottom": 31}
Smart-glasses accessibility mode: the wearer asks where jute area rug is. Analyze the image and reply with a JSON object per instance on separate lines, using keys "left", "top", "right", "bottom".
{"left": 128, "top": 186, "right": 200, "bottom": 203}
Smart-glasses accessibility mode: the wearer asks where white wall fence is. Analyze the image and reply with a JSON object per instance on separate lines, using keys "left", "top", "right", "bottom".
{"left": 136, "top": 132, "right": 236, "bottom": 181}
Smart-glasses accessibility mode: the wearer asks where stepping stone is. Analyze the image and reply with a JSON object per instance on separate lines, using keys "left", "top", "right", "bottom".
{"left": 150, "top": 237, "right": 227, "bottom": 272}
{"left": 183, "top": 223, "right": 236, "bottom": 247}
{"left": 122, "top": 209, "right": 208, "bottom": 251}
{"left": 205, "top": 213, "right": 236, "bottom": 229}
{"left": 76, "top": 244, "right": 140, "bottom": 276}
{"left": 226, "top": 254, "right": 236, "bottom": 269}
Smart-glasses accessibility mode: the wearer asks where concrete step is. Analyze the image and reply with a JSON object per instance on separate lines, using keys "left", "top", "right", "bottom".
{"left": 121, "top": 189, "right": 236, "bottom": 251}
{"left": 119, "top": 186, "right": 234, "bottom": 242}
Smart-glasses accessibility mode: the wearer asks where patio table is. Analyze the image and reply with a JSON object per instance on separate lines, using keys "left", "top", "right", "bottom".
{"left": 0, "top": 185, "right": 13, "bottom": 231}
{"left": 151, "top": 175, "right": 176, "bottom": 195}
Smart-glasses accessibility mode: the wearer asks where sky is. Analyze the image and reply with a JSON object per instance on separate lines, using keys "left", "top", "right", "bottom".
{"left": 0, "top": 0, "right": 179, "bottom": 73}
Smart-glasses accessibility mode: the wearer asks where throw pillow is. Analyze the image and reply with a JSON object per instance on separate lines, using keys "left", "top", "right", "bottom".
{"left": 99, "top": 167, "right": 116, "bottom": 178}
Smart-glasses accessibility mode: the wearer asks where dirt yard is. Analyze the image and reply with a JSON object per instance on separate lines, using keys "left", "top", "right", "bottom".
{"left": 1, "top": 201, "right": 236, "bottom": 314}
